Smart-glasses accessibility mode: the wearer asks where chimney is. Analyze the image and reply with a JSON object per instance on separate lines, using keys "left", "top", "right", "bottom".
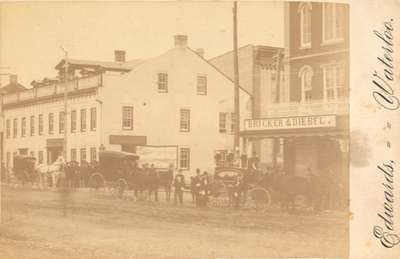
{"left": 114, "top": 50, "right": 126, "bottom": 62}
{"left": 195, "top": 48, "right": 205, "bottom": 58}
{"left": 10, "top": 74, "right": 18, "bottom": 84}
{"left": 174, "top": 35, "right": 188, "bottom": 48}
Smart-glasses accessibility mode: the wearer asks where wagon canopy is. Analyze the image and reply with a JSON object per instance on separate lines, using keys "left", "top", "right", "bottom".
{"left": 98, "top": 150, "right": 139, "bottom": 181}
{"left": 99, "top": 150, "right": 139, "bottom": 160}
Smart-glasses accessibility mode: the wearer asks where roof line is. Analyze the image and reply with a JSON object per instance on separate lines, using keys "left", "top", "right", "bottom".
{"left": 187, "top": 47, "right": 252, "bottom": 97}
{"left": 207, "top": 44, "right": 254, "bottom": 62}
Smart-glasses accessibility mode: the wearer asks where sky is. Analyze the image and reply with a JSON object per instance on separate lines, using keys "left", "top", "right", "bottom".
{"left": 0, "top": 1, "right": 284, "bottom": 87}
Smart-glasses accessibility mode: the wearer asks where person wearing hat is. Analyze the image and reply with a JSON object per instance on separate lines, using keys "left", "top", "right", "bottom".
{"left": 173, "top": 169, "right": 185, "bottom": 206}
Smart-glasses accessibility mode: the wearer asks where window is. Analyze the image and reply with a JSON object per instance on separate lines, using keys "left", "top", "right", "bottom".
{"left": 157, "top": 73, "right": 168, "bottom": 92}
{"left": 30, "top": 151, "right": 35, "bottom": 158}
{"left": 323, "top": 3, "right": 345, "bottom": 43}
{"left": 13, "top": 118, "right": 17, "bottom": 138}
{"left": 179, "top": 148, "right": 190, "bottom": 169}
{"left": 323, "top": 64, "right": 347, "bottom": 100}
{"left": 59, "top": 112, "right": 65, "bottom": 134}
{"left": 38, "top": 151, "right": 44, "bottom": 164}
{"left": 90, "top": 147, "right": 97, "bottom": 162}
{"left": 71, "top": 110, "right": 77, "bottom": 133}
{"left": 180, "top": 109, "right": 190, "bottom": 132}
{"left": 48, "top": 113, "right": 54, "bottom": 135}
{"left": 38, "top": 114, "right": 43, "bottom": 136}
{"left": 122, "top": 106, "right": 133, "bottom": 130}
{"left": 197, "top": 75, "right": 207, "bottom": 95}
{"left": 21, "top": 117, "right": 26, "bottom": 137}
{"left": 30, "top": 116, "right": 35, "bottom": 136}
{"left": 219, "top": 112, "right": 227, "bottom": 133}
{"left": 6, "top": 152, "right": 10, "bottom": 169}
{"left": 71, "top": 149, "right": 77, "bottom": 162}
{"left": 299, "top": 66, "right": 313, "bottom": 102}
{"left": 299, "top": 3, "right": 312, "bottom": 48}
{"left": 80, "top": 109, "right": 86, "bottom": 132}
{"left": 6, "top": 119, "right": 10, "bottom": 138}
{"left": 80, "top": 148, "right": 86, "bottom": 162}
{"left": 90, "top": 107, "right": 97, "bottom": 131}
{"left": 230, "top": 112, "right": 236, "bottom": 133}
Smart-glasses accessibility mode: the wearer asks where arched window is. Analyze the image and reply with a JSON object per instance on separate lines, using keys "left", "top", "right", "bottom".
{"left": 298, "top": 3, "right": 312, "bottom": 48}
{"left": 299, "top": 66, "right": 313, "bottom": 102}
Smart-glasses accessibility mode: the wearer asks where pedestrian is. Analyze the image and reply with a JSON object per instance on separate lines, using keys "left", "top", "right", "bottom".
{"left": 174, "top": 169, "right": 185, "bottom": 206}
{"left": 190, "top": 176, "right": 196, "bottom": 203}
{"left": 148, "top": 164, "right": 159, "bottom": 202}
{"left": 201, "top": 171, "right": 210, "bottom": 206}
{"left": 232, "top": 174, "right": 245, "bottom": 209}
{"left": 194, "top": 169, "right": 201, "bottom": 206}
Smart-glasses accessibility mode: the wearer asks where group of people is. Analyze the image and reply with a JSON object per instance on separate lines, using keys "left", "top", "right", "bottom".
{"left": 64, "top": 160, "right": 99, "bottom": 188}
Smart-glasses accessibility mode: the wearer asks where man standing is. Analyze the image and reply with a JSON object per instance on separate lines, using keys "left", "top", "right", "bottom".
{"left": 148, "top": 164, "right": 159, "bottom": 202}
{"left": 174, "top": 169, "right": 185, "bottom": 206}
{"left": 193, "top": 169, "right": 201, "bottom": 206}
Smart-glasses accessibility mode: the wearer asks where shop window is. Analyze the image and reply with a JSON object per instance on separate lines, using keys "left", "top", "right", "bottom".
{"left": 90, "top": 147, "right": 97, "bottom": 162}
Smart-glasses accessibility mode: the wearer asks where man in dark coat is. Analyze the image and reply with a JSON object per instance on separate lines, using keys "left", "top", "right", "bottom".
{"left": 148, "top": 164, "right": 159, "bottom": 202}
{"left": 174, "top": 169, "right": 185, "bottom": 206}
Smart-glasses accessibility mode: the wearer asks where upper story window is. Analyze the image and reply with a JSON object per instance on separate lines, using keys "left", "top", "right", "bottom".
{"left": 13, "top": 118, "right": 18, "bottom": 138}
{"left": 21, "top": 117, "right": 26, "bottom": 137}
{"left": 80, "top": 109, "right": 87, "bottom": 132}
{"left": 323, "top": 64, "right": 347, "bottom": 100}
{"left": 157, "top": 72, "right": 168, "bottom": 93}
{"left": 197, "top": 75, "right": 207, "bottom": 95}
{"left": 323, "top": 3, "right": 345, "bottom": 43}
{"left": 59, "top": 112, "right": 65, "bottom": 134}
{"left": 180, "top": 109, "right": 190, "bottom": 132}
{"left": 90, "top": 107, "right": 97, "bottom": 131}
{"left": 122, "top": 106, "right": 133, "bottom": 130}
{"left": 6, "top": 119, "right": 10, "bottom": 139}
{"left": 219, "top": 112, "right": 227, "bottom": 133}
{"left": 38, "top": 114, "right": 43, "bottom": 136}
{"left": 30, "top": 116, "right": 35, "bottom": 136}
{"left": 71, "top": 110, "right": 77, "bottom": 133}
{"left": 298, "top": 3, "right": 312, "bottom": 48}
{"left": 48, "top": 113, "right": 54, "bottom": 135}
{"left": 299, "top": 65, "right": 313, "bottom": 102}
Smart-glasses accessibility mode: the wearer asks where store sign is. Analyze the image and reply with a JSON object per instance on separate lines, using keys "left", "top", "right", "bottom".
{"left": 136, "top": 146, "right": 178, "bottom": 169}
{"left": 244, "top": 115, "right": 336, "bottom": 131}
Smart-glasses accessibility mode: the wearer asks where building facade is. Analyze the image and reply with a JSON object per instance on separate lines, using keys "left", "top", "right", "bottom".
{"left": 2, "top": 35, "right": 251, "bottom": 175}
{"left": 240, "top": 1, "right": 350, "bottom": 190}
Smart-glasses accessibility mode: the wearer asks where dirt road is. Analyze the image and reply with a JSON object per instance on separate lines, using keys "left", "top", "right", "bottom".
{"left": 0, "top": 185, "right": 348, "bottom": 259}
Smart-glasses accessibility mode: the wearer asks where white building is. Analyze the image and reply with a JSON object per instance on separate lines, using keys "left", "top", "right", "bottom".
{"left": 2, "top": 35, "right": 252, "bottom": 175}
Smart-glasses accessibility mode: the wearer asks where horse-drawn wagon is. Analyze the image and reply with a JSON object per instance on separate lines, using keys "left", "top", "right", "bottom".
{"left": 89, "top": 150, "right": 139, "bottom": 198}
{"left": 12, "top": 155, "right": 37, "bottom": 185}
{"left": 208, "top": 167, "right": 273, "bottom": 212}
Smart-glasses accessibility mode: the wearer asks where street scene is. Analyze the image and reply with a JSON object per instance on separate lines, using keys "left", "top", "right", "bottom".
{"left": 0, "top": 1, "right": 349, "bottom": 259}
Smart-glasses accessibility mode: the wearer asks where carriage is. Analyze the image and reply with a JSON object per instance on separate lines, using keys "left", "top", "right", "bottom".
{"left": 13, "top": 155, "right": 37, "bottom": 185}
{"left": 88, "top": 150, "right": 140, "bottom": 198}
{"left": 207, "top": 167, "right": 273, "bottom": 212}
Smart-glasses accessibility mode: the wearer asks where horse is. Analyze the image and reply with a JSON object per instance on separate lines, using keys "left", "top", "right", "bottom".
{"left": 36, "top": 156, "right": 65, "bottom": 190}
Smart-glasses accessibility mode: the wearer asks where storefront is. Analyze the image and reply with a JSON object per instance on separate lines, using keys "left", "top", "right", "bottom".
{"left": 241, "top": 114, "right": 349, "bottom": 177}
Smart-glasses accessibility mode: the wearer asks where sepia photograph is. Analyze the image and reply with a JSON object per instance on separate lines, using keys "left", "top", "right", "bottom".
{"left": 0, "top": 1, "right": 351, "bottom": 259}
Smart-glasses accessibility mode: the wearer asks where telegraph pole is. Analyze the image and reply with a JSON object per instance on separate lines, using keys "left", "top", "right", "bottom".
{"left": 233, "top": 1, "right": 240, "bottom": 157}
{"left": 272, "top": 49, "right": 283, "bottom": 168}
{"left": 61, "top": 48, "right": 69, "bottom": 161}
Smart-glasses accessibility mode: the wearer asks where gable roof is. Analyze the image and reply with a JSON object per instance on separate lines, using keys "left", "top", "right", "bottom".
{"left": 186, "top": 47, "right": 252, "bottom": 97}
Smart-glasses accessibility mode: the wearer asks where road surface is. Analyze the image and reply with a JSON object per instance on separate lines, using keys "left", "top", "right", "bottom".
{"left": 0, "top": 185, "right": 348, "bottom": 259}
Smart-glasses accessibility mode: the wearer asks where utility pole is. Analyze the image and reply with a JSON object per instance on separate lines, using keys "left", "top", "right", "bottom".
{"left": 61, "top": 47, "right": 69, "bottom": 161}
{"left": 233, "top": 1, "right": 240, "bottom": 158}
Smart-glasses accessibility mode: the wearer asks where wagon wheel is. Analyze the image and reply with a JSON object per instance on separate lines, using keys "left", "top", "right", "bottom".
{"left": 89, "top": 173, "right": 105, "bottom": 193}
{"left": 245, "top": 187, "right": 272, "bottom": 213}
{"left": 112, "top": 178, "right": 129, "bottom": 199}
